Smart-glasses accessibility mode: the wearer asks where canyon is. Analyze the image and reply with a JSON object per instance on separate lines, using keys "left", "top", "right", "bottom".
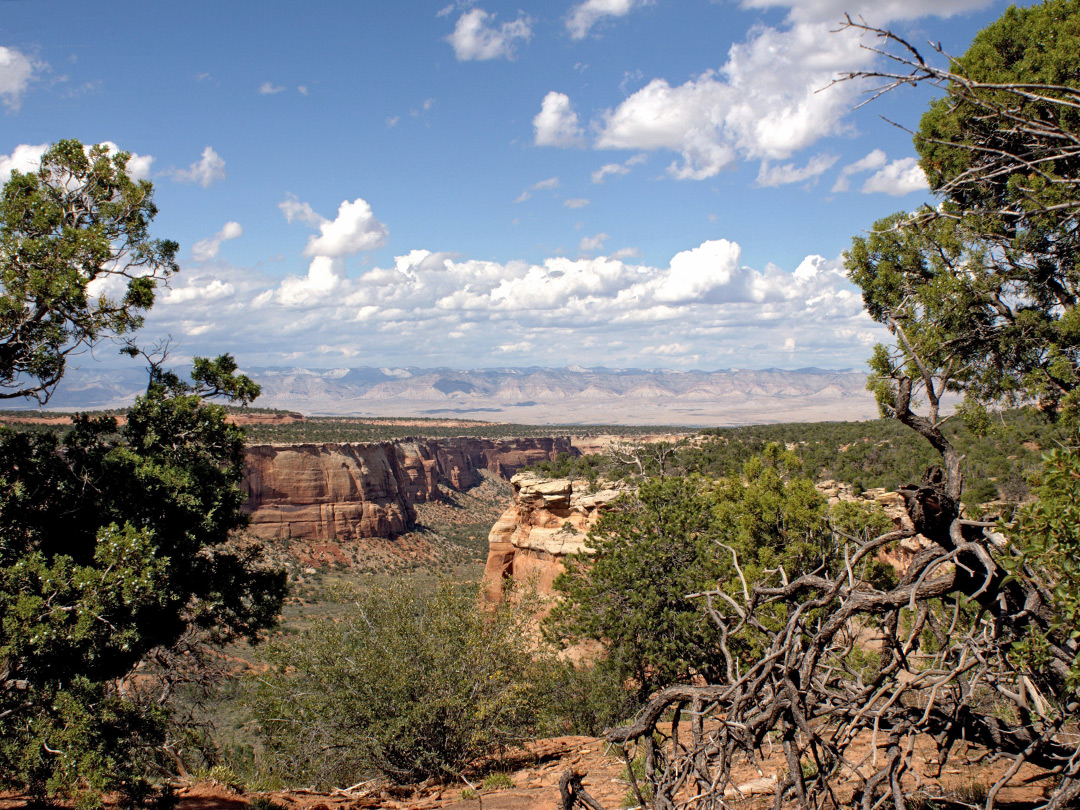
{"left": 240, "top": 436, "right": 573, "bottom": 542}
{"left": 239, "top": 433, "right": 933, "bottom": 597}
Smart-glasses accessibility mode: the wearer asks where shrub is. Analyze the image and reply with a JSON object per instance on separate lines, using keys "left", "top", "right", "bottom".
{"left": 253, "top": 581, "right": 550, "bottom": 787}
{"left": 540, "top": 655, "right": 638, "bottom": 737}
{"left": 547, "top": 449, "right": 838, "bottom": 699}
{"left": 481, "top": 773, "right": 514, "bottom": 790}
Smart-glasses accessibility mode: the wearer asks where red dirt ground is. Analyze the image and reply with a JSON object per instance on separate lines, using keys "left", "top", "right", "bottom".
{"left": 0, "top": 732, "right": 1056, "bottom": 810}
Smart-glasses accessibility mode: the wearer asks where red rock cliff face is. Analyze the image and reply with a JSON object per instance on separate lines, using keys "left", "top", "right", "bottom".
{"left": 482, "top": 473, "right": 626, "bottom": 606}
{"left": 241, "top": 437, "right": 573, "bottom": 542}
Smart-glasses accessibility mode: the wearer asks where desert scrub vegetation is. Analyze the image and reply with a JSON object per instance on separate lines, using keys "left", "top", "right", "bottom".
{"left": 252, "top": 580, "right": 552, "bottom": 787}
{"left": 546, "top": 447, "right": 894, "bottom": 702}
{"left": 249, "top": 577, "right": 642, "bottom": 788}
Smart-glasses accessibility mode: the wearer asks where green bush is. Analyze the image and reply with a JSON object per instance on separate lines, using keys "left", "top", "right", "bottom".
{"left": 481, "top": 773, "right": 514, "bottom": 790}
{"left": 546, "top": 447, "right": 838, "bottom": 698}
{"left": 540, "top": 655, "right": 639, "bottom": 736}
{"left": 253, "top": 581, "right": 551, "bottom": 787}
{"left": 1010, "top": 434, "right": 1080, "bottom": 689}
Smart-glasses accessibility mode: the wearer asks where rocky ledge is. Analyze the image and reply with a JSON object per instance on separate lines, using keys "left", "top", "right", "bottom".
{"left": 482, "top": 473, "right": 936, "bottom": 609}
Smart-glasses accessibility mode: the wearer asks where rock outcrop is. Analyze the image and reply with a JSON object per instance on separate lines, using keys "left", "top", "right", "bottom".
{"left": 482, "top": 472, "right": 626, "bottom": 605}
{"left": 241, "top": 437, "right": 573, "bottom": 542}
{"left": 815, "top": 480, "right": 931, "bottom": 575}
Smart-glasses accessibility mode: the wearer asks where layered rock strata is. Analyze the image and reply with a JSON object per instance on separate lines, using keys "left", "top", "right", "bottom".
{"left": 482, "top": 472, "right": 626, "bottom": 605}
{"left": 241, "top": 437, "right": 573, "bottom": 542}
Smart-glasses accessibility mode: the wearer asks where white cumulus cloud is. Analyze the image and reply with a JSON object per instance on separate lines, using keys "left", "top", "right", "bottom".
{"left": 832, "top": 148, "right": 888, "bottom": 192}
{"left": 170, "top": 146, "right": 226, "bottom": 188}
{"left": 655, "top": 239, "right": 744, "bottom": 303}
{"left": 580, "top": 233, "right": 609, "bottom": 252}
{"left": 861, "top": 157, "right": 929, "bottom": 196}
{"left": 578, "top": 0, "right": 994, "bottom": 180}
{"left": 591, "top": 154, "right": 647, "bottom": 184}
{"left": 515, "top": 177, "right": 561, "bottom": 203}
{"left": 124, "top": 153, "right": 154, "bottom": 181}
{"left": 642, "top": 342, "right": 691, "bottom": 356}
{"left": 147, "top": 231, "right": 883, "bottom": 370}
{"left": 566, "top": 0, "right": 650, "bottom": 40}
{"left": 164, "top": 278, "right": 236, "bottom": 304}
{"left": 279, "top": 195, "right": 327, "bottom": 227}
{"left": 593, "top": 19, "right": 871, "bottom": 179}
{"left": 592, "top": 162, "right": 630, "bottom": 183}
{"left": 303, "top": 198, "right": 389, "bottom": 258}
{"left": 0, "top": 143, "right": 47, "bottom": 182}
{"left": 192, "top": 221, "right": 243, "bottom": 262}
{"left": 264, "top": 196, "right": 389, "bottom": 307}
{"left": 756, "top": 153, "right": 838, "bottom": 187}
{"left": 447, "top": 8, "right": 532, "bottom": 61}
{"left": 534, "top": 91, "right": 585, "bottom": 147}
{"left": 0, "top": 46, "right": 40, "bottom": 111}
{"left": 595, "top": 73, "right": 735, "bottom": 177}
{"left": 258, "top": 81, "right": 285, "bottom": 95}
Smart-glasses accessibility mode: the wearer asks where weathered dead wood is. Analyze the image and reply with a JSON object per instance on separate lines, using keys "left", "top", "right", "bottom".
{"left": 560, "top": 770, "right": 607, "bottom": 810}
{"left": 603, "top": 497, "right": 1080, "bottom": 810}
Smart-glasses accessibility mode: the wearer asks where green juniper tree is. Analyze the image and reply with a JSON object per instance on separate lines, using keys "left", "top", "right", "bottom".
{"left": 0, "top": 140, "right": 178, "bottom": 403}
{"left": 843, "top": 1, "right": 1080, "bottom": 683}
{"left": 847, "top": 0, "right": 1080, "bottom": 428}
{"left": 546, "top": 447, "right": 886, "bottom": 703}
{"left": 0, "top": 141, "right": 284, "bottom": 804}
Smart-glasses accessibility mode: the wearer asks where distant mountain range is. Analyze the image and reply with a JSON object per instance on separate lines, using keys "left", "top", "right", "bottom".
{"left": 10, "top": 364, "right": 879, "bottom": 426}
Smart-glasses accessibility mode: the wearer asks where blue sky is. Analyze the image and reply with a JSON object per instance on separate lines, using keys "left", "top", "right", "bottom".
{"left": 1, "top": 0, "right": 1028, "bottom": 372}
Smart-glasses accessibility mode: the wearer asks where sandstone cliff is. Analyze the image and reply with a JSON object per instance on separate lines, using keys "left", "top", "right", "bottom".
{"left": 242, "top": 437, "right": 573, "bottom": 542}
{"left": 482, "top": 472, "right": 626, "bottom": 605}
